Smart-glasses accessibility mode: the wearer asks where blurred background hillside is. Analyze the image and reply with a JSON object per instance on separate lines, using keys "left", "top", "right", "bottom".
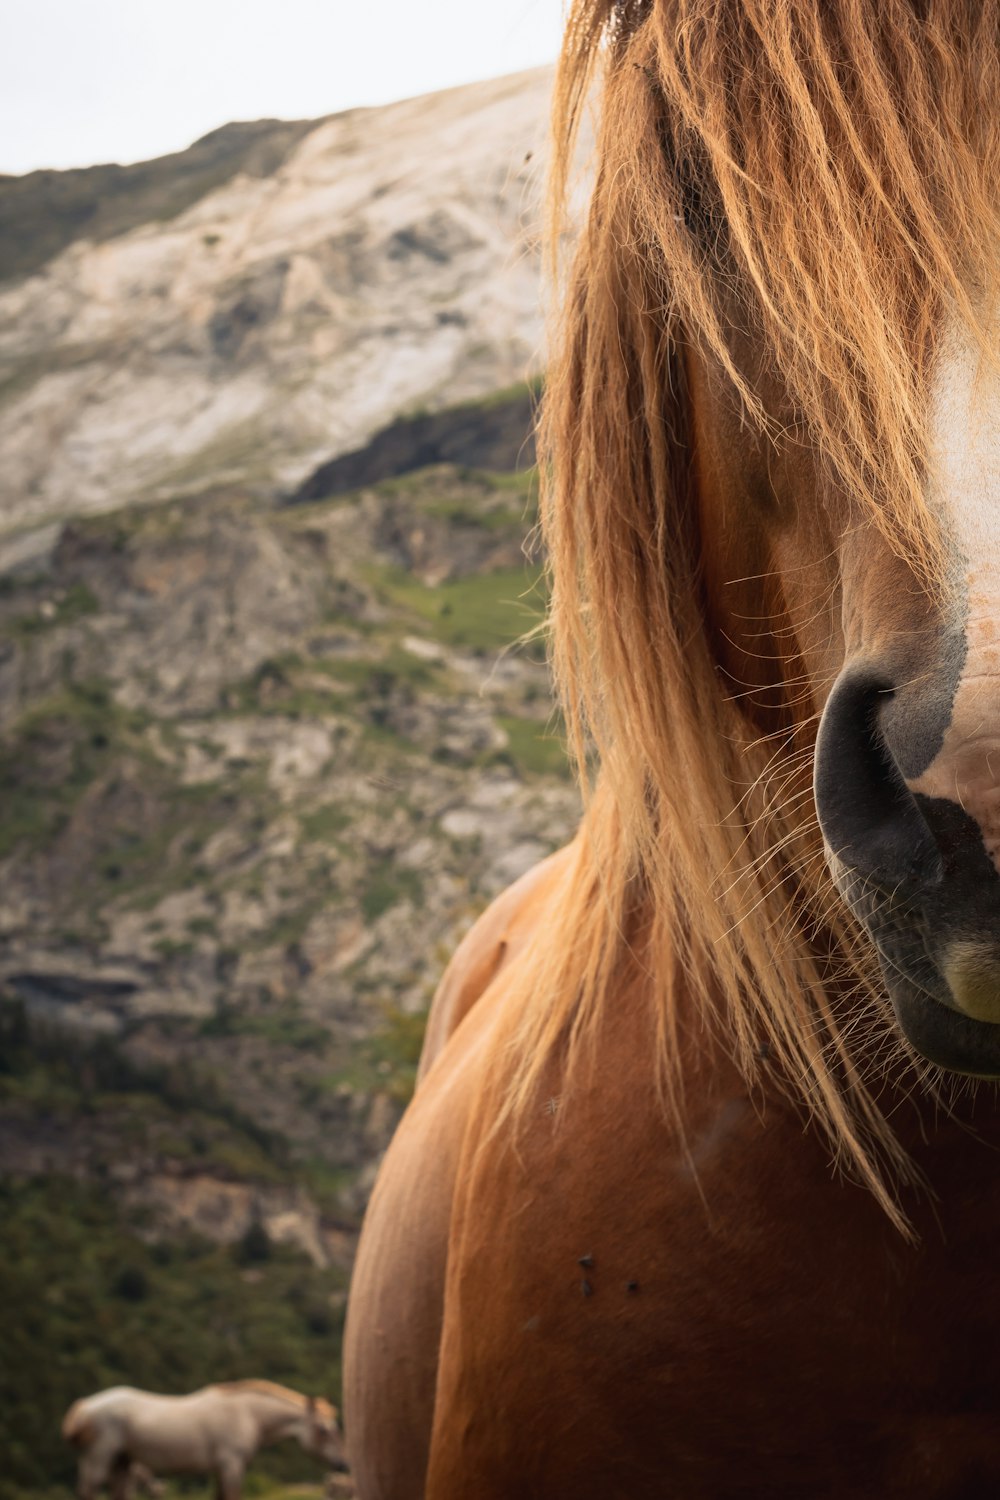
{"left": 0, "top": 43, "right": 578, "bottom": 1497}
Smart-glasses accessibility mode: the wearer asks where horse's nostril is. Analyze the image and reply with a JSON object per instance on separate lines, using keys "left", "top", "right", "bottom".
{"left": 815, "top": 666, "right": 943, "bottom": 889}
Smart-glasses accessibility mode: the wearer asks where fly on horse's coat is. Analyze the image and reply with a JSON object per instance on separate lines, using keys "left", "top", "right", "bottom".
{"left": 345, "top": 2, "right": 1000, "bottom": 1497}
{"left": 62, "top": 1381, "right": 347, "bottom": 1499}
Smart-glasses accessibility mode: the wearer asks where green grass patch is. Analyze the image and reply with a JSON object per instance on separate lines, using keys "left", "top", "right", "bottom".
{"left": 368, "top": 565, "right": 545, "bottom": 652}
{"left": 7, "top": 582, "right": 100, "bottom": 639}
{"left": 308, "top": 1005, "right": 428, "bottom": 1110}
{"left": 296, "top": 1160, "right": 360, "bottom": 1219}
{"left": 250, "top": 902, "right": 324, "bottom": 954}
{"left": 298, "top": 803, "right": 352, "bottom": 843}
{"left": 468, "top": 374, "right": 544, "bottom": 408}
{"left": 0, "top": 679, "right": 152, "bottom": 859}
{"left": 359, "top": 857, "right": 424, "bottom": 922}
{"left": 153, "top": 936, "right": 196, "bottom": 959}
{"left": 200, "top": 1003, "right": 330, "bottom": 1053}
{"left": 349, "top": 642, "right": 446, "bottom": 690}
{"left": 495, "top": 713, "right": 571, "bottom": 779}
{"left": 229, "top": 654, "right": 350, "bottom": 720}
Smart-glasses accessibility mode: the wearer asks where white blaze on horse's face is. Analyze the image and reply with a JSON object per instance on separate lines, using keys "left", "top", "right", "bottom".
{"left": 913, "top": 315, "right": 1000, "bottom": 870}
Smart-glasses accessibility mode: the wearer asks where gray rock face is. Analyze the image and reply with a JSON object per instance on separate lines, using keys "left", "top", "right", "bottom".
{"left": 291, "top": 384, "right": 538, "bottom": 502}
{"left": 0, "top": 462, "right": 579, "bottom": 1223}
{"left": 0, "top": 67, "right": 583, "bottom": 1352}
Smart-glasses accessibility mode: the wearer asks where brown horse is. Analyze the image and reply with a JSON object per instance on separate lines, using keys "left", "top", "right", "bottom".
{"left": 344, "top": 3, "right": 1000, "bottom": 1495}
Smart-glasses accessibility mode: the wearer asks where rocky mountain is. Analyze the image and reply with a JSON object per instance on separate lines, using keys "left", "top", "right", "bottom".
{"left": 0, "top": 406, "right": 580, "bottom": 1496}
{"left": 0, "top": 71, "right": 580, "bottom": 1497}
{"left": 0, "top": 436, "right": 576, "bottom": 1189}
{"left": 0, "top": 68, "right": 552, "bottom": 540}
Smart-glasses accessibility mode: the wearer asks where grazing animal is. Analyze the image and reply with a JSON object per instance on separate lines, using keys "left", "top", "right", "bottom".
{"left": 62, "top": 1381, "right": 346, "bottom": 1499}
{"left": 344, "top": 1, "right": 1000, "bottom": 1497}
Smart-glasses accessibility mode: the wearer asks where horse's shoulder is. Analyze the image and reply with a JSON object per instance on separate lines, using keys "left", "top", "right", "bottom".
{"left": 417, "top": 844, "right": 576, "bottom": 1083}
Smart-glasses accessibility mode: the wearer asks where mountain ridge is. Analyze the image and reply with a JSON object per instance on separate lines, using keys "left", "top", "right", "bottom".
{"left": 0, "top": 117, "right": 320, "bottom": 286}
{"left": 0, "top": 68, "right": 576, "bottom": 1495}
{"left": 0, "top": 67, "right": 554, "bottom": 538}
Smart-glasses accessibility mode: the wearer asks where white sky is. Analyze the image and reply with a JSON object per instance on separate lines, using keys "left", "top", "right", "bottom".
{"left": 1, "top": 0, "right": 567, "bottom": 176}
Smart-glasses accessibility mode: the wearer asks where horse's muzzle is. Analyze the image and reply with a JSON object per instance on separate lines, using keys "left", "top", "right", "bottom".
{"left": 815, "top": 663, "right": 1000, "bottom": 1071}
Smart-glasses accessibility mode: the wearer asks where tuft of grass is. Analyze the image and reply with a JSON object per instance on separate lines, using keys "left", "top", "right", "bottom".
{"left": 308, "top": 1005, "right": 428, "bottom": 1110}
{"left": 367, "top": 565, "right": 546, "bottom": 652}
{"left": 0, "top": 679, "right": 152, "bottom": 859}
{"left": 200, "top": 1003, "right": 330, "bottom": 1053}
{"left": 494, "top": 713, "right": 571, "bottom": 779}
{"left": 7, "top": 583, "right": 100, "bottom": 639}
{"left": 473, "top": 373, "right": 545, "bottom": 407}
{"left": 299, "top": 803, "right": 352, "bottom": 843}
{"left": 229, "top": 654, "right": 348, "bottom": 720}
{"left": 359, "top": 858, "right": 424, "bottom": 923}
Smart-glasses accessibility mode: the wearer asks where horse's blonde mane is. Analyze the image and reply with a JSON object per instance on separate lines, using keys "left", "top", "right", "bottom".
{"left": 499, "top": 0, "right": 1000, "bottom": 1229}
{"left": 215, "top": 1380, "right": 332, "bottom": 1416}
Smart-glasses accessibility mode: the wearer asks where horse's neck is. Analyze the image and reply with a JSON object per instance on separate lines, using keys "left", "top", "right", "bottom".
{"left": 234, "top": 1390, "right": 305, "bottom": 1444}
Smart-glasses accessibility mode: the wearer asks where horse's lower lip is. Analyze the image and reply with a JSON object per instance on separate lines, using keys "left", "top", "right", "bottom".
{"left": 939, "top": 940, "right": 1000, "bottom": 1023}
{"left": 889, "top": 973, "right": 1000, "bottom": 1076}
